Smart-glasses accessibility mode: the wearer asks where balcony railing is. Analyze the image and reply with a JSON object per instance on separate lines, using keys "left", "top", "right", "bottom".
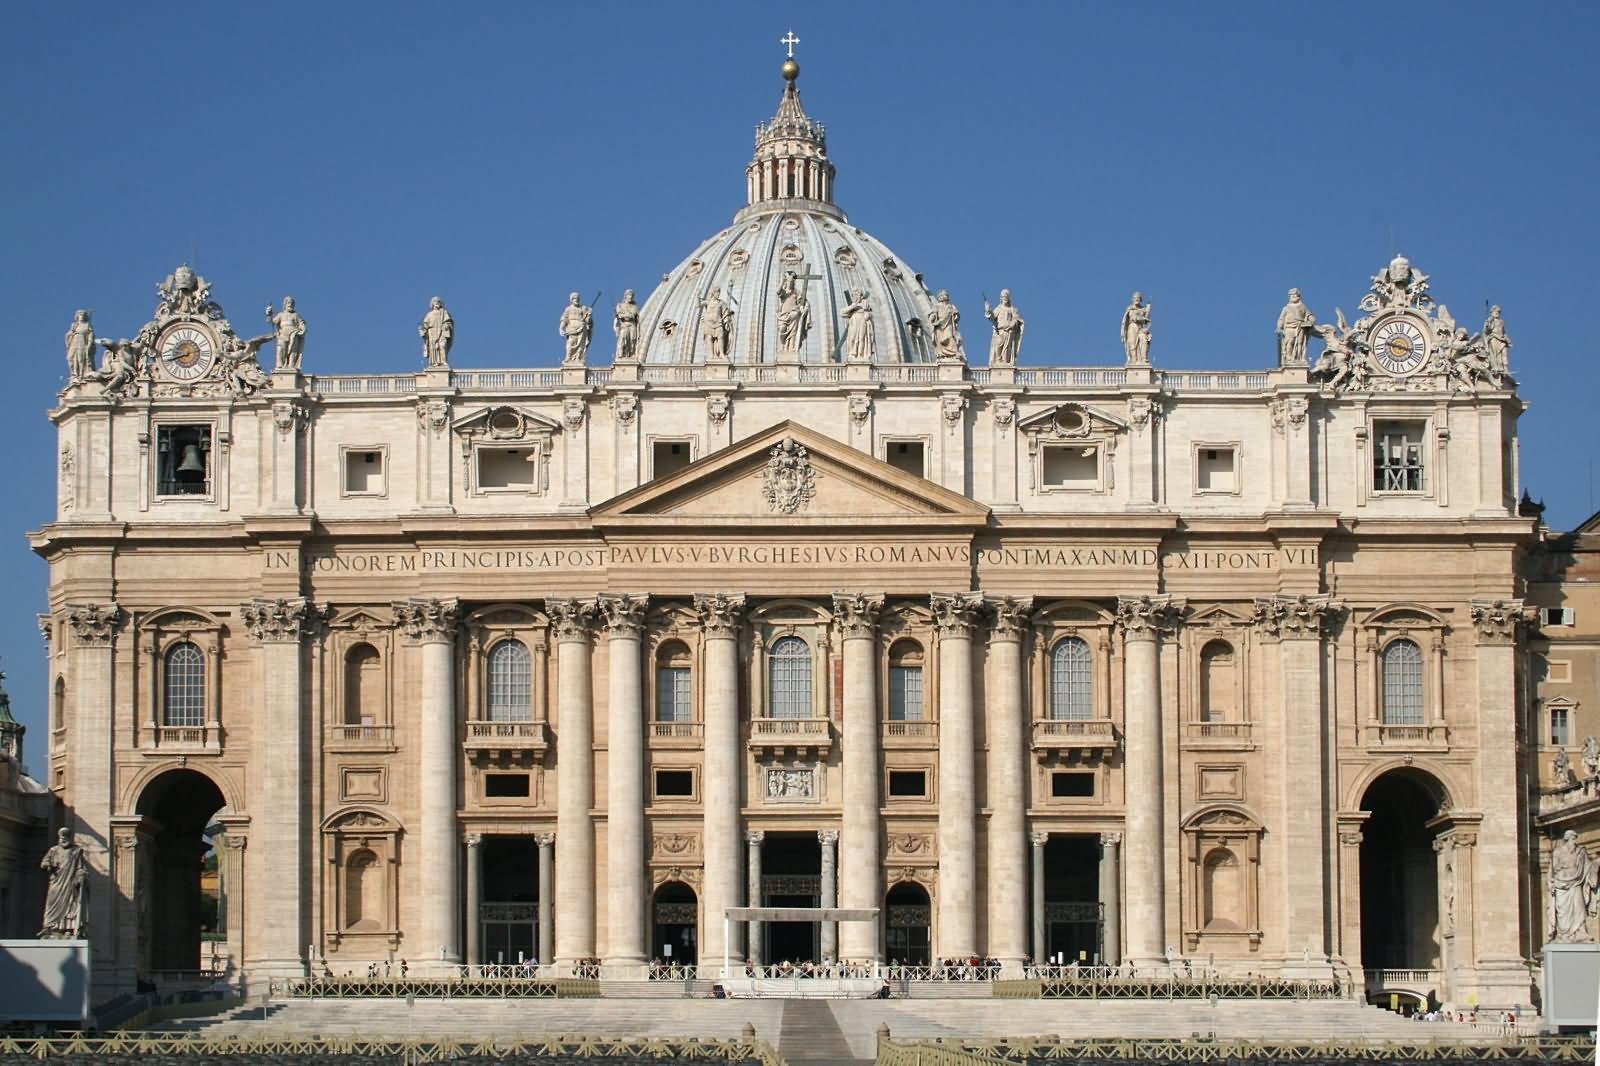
{"left": 1368, "top": 722, "right": 1448, "bottom": 750}
{"left": 650, "top": 721, "right": 704, "bottom": 740}
{"left": 1031, "top": 719, "right": 1119, "bottom": 763}
{"left": 1185, "top": 721, "right": 1254, "bottom": 747}
{"left": 327, "top": 723, "right": 396, "bottom": 751}
{"left": 464, "top": 720, "right": 550, "bottom": 765}
{"left": 749, "top": 716, "right": 833, "bottom": 755}
{"left": 883, "top": 720, "right": 938, "bottom": 745}
{"left": 149, "top": 724, "right": 220, "bottom": 752}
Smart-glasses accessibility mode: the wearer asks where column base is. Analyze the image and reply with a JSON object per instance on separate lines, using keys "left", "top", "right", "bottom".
{"left": 1453, "top": 957, "right": 1535, "bottom": 1010}
{"left": 600, "top": 959, "right": 649, "bottom": 980}
{"left": 244, "top": 958, "right": 312, "bottom": 982}
{"left": 1277, "top": 955, "right": 1336, "bottom": 981}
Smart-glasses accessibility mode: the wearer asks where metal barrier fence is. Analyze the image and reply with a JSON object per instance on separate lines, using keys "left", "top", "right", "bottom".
{"left": 0, "top": 1034, "right": 781, "bottom": 1063}
{"left": 994, "top": 974, "right": 1346, "bottom": 1000}
{"left": 877, "top": 1036, "right": 1595, "bottom": 1064}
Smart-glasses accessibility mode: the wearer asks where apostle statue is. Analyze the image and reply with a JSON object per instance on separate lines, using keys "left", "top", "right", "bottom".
{"left": 1554, "top": 749, "right": 1579, "bottom": 789}
{"left": 419, "top": 297, "right": 454, "bottom": 368}
{"left": 264, "top": 296, "right": 307, "bottom": 371}
{"left": 1547, "top": 830, "right": 1600, "bottom": 944}
{"left": 984, "top": 290, "right": 1023, "bottom": 366}
{"left": 559, "top": 292, "right": 593, "bottom": 366}
{"left": 39, "top": 827, "right": 88, "bottom": 939}
{"left": 1275, "top": 288, "right": 1316, "bottom": 367}
{"left": 701, "top": 288, "right": 735, "bottom": 362}
{"left": 613, "top": 290, "right": 640, "bottom": 362}
{"left": 1483, "top": 305, "right": 1512, "bottom": 377}
{"left": 775, "top": 272, "right": 811, "bottom": 358}
{"left": 65, "top": 310, "right": 96, "bottom": 383}
{"left": 841, "top": 288, "right": 875, "bottom": 362}
{"left": 1121, "top": 292, "right": 1152, "bottom": 366}
{"left": 928, "top": 289, "right": 964, "bottom": 362}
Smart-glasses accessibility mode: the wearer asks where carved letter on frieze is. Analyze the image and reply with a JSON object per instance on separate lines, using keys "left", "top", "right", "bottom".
{"left": 1251, "top": 594, "right": 1343, "bottom": 640}
{"left": 988, "top": 595, "right": 1034, "bottom": 641}
{"left": 694, "top": 593, "right": 746, "bottom": 637}
{"left": 242, "top": 598, "right": 329, "bottom": 644}
{"left": 1470, "top": 599, "right": 1533, "bottom": 644}
{"left": 931, "top": 592, "right": 985, "bottom": 637}
{"left": 546, "top": 598, "right": 598, "bottom": 643}
{"left": 65, "top": 602, "right": 122, "bottom": 646}
{"left": 599, "top": 594, "right": 648, "bottom": 638}
{"left": 1115, "top": 594, "right": 1185, "bottom": 638}
{"left": 390, "top": 598, "right": 461, "bottom": 644}
{"left": 832, "top": 593, "right": 884, "bottom": 639}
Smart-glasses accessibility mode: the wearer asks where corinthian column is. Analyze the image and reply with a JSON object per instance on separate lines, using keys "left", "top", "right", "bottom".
{"left": 1116, "top": 594, "right": 1183, "bottom": 970}
{"left": 600, "top": 594, "right": 648, "bottom": 971}
{"left": 933, "top": 592, "right": 983, "bottom": 959}
{"left": 833, "top": 593, "right": 884, "bottom": 963}
{"left": 695, "top": 593, "right": 746, "bottom": 967}
{"left": 548, "top": 598, "right": 598, "bottom": 966}
{"left": 1253, "top": 593, "right": 1341, "bottom": 976}
{"left": 819, "top": 829, "right": 839, "bottom": 960}
{"left": 985, "top": 597, "right": 1032, "bottom": 973}
{"left": 393, "top": 597, "right": 461, "bottom": 967}
{"left": 63, "top": 603, "right": 120, "bottom": 975}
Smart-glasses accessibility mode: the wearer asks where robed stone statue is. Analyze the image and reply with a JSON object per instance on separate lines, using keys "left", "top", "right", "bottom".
{"left": 39, "top": 827, "right": 88, "bottom": 939}
{"left": 1548, "top": 830, "right": 1600, "bottom": 944}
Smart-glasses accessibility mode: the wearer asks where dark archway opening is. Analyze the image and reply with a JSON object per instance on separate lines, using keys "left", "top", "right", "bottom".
{"left": 134, "top": 769, "right": 226, "bottom": 973}
{"left": 1044, "top": 834, "right": 1103, "bottom": 965}
{"left": 885, "top": 882, "right": 931, "bottom": 966}
{"left": 481, "top": 836, "right": 537, "bottom": 965}
{"left": 652, "top": 881, "right": 698, "bottom": 965}
{"left": 1360, "top": 770, "right": 1443, "bottom": 974}
{"left": 760, "top": 833, "right": 820, "bottom": 964}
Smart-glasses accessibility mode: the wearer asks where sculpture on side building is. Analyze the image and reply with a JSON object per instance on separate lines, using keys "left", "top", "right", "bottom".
{"left": 775, "top": 272, "right": 811, "bottom": 358}
{"left": 1310, "top": 308, "right": 1369, "bottom": 391}
{"left": 1275, "top": 288, "right": 1316, "bottom": 367}
{"left": 65, "top": 311, "right": 97, "bottom": 383}
{"left": 1120, "top": 292, "right": 1151, "bottom": 366}
{"left": 219, "top": 335, "right": 274, "bottom": 396}
{"left": 1582, "top": 736, "right": 1600, "bottom": 784}
{"left": 157, "top": 264, "right": 219, "bottom": 319}
{"left": 96, "top": 337, "right": 143, "bottom": 398}
{"left": 419, "top": 297, "right": 454, "bottom": 368}
{"left": 984, "top": 289, "right": 1023, "bottom": 366}
{"left": 1547, "top": 830, "right": 1600, "bottom": 944}
{"left": 1483, "top": 305, "right": 1512, "bottom": 376}
{"left": 1554, "top": 749, "right": 1579, "bottom": 789}
{"left": 840, "top": 289, "right": 875, "bottom": 362}
{"left": 701, "top": 287, "right": 735, "bottom": 362}
{"left": 39, "top": 827, "right": 88, "bottom": 939}
{"left": 264, "top": 297, "right": 307, "bottom": 371}
{"left": 559, "top": 292, "right": 594, "bottom": 366}
{"left": 613, "top": 290, "right": 640, "bottom": 362}
{"left": 928, "top": 289, "right": 964, "bottom": 362}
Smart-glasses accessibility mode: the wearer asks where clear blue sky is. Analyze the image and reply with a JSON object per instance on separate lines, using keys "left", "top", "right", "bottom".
{"left": 3, "top": 2, "right": 1597, "bottom": 760}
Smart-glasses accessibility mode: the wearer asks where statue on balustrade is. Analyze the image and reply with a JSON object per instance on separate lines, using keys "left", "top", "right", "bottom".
{"left": 928, "top": 290, "right": 963, "bottom": 362}
{"left": 265, "top": 296, "right": 307, "bottom": 371}
{"left": 559, "top": 292, "right": 594, "bottom": 366}
{"left": 65, "top": 311, "right": 96, "bottom": 383}
{"left": 1547, "top": 830, "right": 1600, "bottom": 944}
{"left": 1275, "top": 288, "right": 1316, "bottom": 366}
{"left": 984, "top": 289, "right": 1023, "bottom": 366}
{"left": 39, "top": 827, "right": 87, "bottom": 939}
{"left": 613, "top": 290, "right": 640, "bottom": 362}
{"left": 419, "top": 297, "right": 454, "bottom": 368}
{"left": 1120, "top": 292, "right": 1151, "bottom": 366}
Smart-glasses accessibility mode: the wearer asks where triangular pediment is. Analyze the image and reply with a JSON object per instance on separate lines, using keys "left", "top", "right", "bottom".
{"left": 1189, "top": 603, "right": 1252, "bottom": 627}
{"left": 591, "top": 421, "right": 990, "bottom": 529}
{"left": 451, "top": 405, "right": 560, "bottom": 441}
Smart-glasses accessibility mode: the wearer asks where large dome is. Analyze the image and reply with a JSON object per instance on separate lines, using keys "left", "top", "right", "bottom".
{"left": 635, "top": 62, "right": 940, "bottom": 365}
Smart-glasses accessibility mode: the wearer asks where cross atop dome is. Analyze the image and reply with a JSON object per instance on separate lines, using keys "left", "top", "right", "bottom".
{"left": 780, "top": 30, "right": 800, "bottom": 59}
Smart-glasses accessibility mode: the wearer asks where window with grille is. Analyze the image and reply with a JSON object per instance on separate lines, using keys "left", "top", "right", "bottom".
{"left": 888, "top": 640, "right": 924, "bottom": 722}
{"left": 163, "top": 642, "right": 205, "bottom": 727}
{"left": 1551, "top": 706, "right": 1571, "bottom": 747}
{"left": 487, "top": 640, "right": 532, "bottom": 722}
{"left": 768, "top": 636, "right": 812, "bottom": 719}
{"left": 1381, "top": 639, "right": 1424, "bottom": 725}
{"left": 1373, "top": 422, "right": 1426, "bottom": 493}
{"left": 656, "top": 666, "right": 692, "bottom": 722}
{"left": 1050, "top": 636, "right": 1093, "bottom": 720}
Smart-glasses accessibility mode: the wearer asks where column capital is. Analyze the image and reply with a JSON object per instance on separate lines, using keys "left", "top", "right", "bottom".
{"left": 1338, "top": 828, "right": 1364, "bottom": 848}
{"left": 1251, "top": 594, "right": 1343, "bottom": 640}
{"left": 817, "top": 829, "right": 840, "bottom": 846}
{"left": 693, "top": 592, "right": 746, "bottom": 637}
{"left": 832, "top": 593, "right": 884, "bottom": 639}
{"left": 546, "top": 598, "right": 599, "bottom": 643}
{"left": 242, "top": 597, "right": 330, "bottom": 644}
{"left": 1115, "top": 595, "right": 1185, "bottom": 640}
{"left": 599, "top": 593, "right": 649, "bottom": 638}
{"left": 745, "top": 829, "right": 766, "bottom": 845}
{"left": 1029, "top": 831, "right": 1049, "bottom": 847}
{"left": 464, "top": 833, "right": 483, "bottom": 848}
{"left": 535, "top": 831, "right": 556, "bottom": 847}
{"left": 1099, "top": 831, "right": 1122, "bottom": 848}
{"left": 391, "top": 597, "right": 461, "bottom": 644}
{"left": 1470, "top": 598, "right": 1535, "bottom": 644}
{"left": 64, "top": 601, "right": 122, "bottom": 646}
{"left": 987, "top": 595, "right": 1034, "bottom": 642}
{"left": 931, "top": 592, "right": 985, "bottom": 637}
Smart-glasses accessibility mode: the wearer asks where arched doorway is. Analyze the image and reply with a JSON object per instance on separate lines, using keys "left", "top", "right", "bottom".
{"left": 1359, "top": 769, "right": 1443, "bottom": 977}
{"left": 134, "top": 768, "right": 226, "bottom": 973}
{"left": 651, "top": 881, "right": 697, "bottom": 965}
{"left": 885, "top": 882, "right": 931, "bottom": 966}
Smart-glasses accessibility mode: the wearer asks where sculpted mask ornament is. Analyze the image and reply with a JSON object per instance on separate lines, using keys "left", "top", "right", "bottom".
{"left": 761, "top": 435, "right": 818, "bottom": 514}
{"left": 610, "top": 393, "right": 638, "bottom": 428}
{"left": 417, "top": 400, "right": 451, "bottom": 435}
{"left": 562, "top": 399, "right": 587, "bottom": 433}
{"left": 1127, "top": 396, "right": 1160, "bottom": 430}
{"left": 847, "top": 394, "right": 872, "bottom": 427}
{"left": 941, "top": 393, "right": 967, "bottom": 429}
{"left": 991, "top": 398, "right": 1015, "bottom": 431}
{"left": 705, "top": 394, "right": 730, "bottom": 425}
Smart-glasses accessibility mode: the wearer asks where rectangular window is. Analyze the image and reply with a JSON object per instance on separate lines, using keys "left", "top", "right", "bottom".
{"left": 1544, "top": 607, "right": 1576, "bottom": 627}
{"left": 1551, "top": 706, "right": 1571, "bottom": 747}
{"left": 1195, "top": 446, "right": 1236, "bottom": 493}
{"left": 885, "top": 440, "right": 926, "bottom": 478}
{"left": 888, "top": 770, "right": 927, "bottom": 797}
{"left": 477, "top": 447, "right": 537, "bottom": 491}
{"left": 888, "top": 666, "right": 923, "bottom": 721}
{"left": 1373, "top": 421, "right": 1426, "bottom": 493}
{"left": 654, "top": 769, "right": 694, "bottom": 798}
{"left": 652, "top": 440, "right": 693, "bottom": 479}
{"left": 655, "top": 666, "right": 692, "bottom": 722}
{"left": 485, "top": 773, "right": 530, "bottom": 798}
{"left": 1051, "top": 771, "right": 1095, "bottom": 798}
{"left": 343, "top": 448, "right": 386, "bottom": 496}
{"left": 156, "top": 425, "right": 212, "bottom": 497}
{"left": 1040, "top": 445, "right": 1099, "bottom": 490}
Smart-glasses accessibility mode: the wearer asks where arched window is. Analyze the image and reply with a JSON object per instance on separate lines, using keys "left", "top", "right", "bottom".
{"left": 344, "top": 644, "right": 383, "bottom": 726}
{"left": 487, "top": 640, "right": 532, "bottom": 722}
{"left": 52, "top": 676, "right": 65, "bottom": 734}
{"left": 655, "top": 641, "right": 692, "bottom": 723}
{"left": 1381, "top": 639, "right": 1424, "bottom": 725}
{"left": 1199, "top": 640, "right": 1235, "bottom": 722}
{"left": 163, "top": 642, "right": 205, "bottom": 727}
{"left": 344, "top": 848, "right": 379, "bottom": 929}
{"left": 1049, "top": 637, "right": 1092, "bottom": 721}
{"left": 888, "top": 640, "right": 924, "bottom": 722}
{"left": 768, "top": 636, "right": 812, "bottom": 719}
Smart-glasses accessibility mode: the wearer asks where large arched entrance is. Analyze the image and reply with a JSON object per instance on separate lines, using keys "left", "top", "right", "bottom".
{"left": 1359, "top": 769, "right": 1444, "bottom": 976}
{"left": 651, "top": 881, "right": 698, "bottom": 965}
{"left": 134, "top": 768, "right": 226, "bottom": 973}
{"left": 884, "top": 882, "right": 931, "bottom": 966}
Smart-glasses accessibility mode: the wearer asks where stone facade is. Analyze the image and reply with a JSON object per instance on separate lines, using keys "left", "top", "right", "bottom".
{"left": 33, "top": 60, "right": 1540, "bottom": 1010}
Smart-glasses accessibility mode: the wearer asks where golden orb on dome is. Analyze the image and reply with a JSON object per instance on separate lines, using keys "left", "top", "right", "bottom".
{"left": 781, "top": 57, "right": 800, "bottom": 82}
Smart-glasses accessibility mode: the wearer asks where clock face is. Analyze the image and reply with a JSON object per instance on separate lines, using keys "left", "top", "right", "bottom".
{"left": 1370, "top": 316, "right": 1428, "bottom": 376}
{"left": 159, "top": 326, "right": 216, "bottom": 381}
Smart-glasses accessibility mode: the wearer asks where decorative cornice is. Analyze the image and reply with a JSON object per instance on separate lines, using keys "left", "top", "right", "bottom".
{"left": 931, "top": 592, "right": 984, "bottom": 637}
{"left": 64, "top": 602, "right": 122, "bottom": 646}
{"left": 693, "top": 593, "right": 746, "bottom": 638}
{"left": 546, "top": 598, "right": 599, "bottom": 643}
{"left": 1115, "top": 595, "right": 1185, "bottom": 639}
{"left": 1252, "top": 594, "right": 1343, "bottom": 639}
{"left": 241, "top": 598, "right": 328, "bottom": 644}
{"left": 987, "top": 595, "right": 1034, "bottom": 641}
{"left": 831, "top": 592, "right": 884, "bottom": 639}
{"left": 390, "top": 597, "right": 461, "bottom": 644}
{"left": 599, "top": 593, "right": 648, "bottom": 638}
{"left": 1470, "top": 598, "right": 1534, "bottom": 644}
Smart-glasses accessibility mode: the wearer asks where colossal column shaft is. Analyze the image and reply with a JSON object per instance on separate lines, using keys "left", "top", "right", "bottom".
{"left": 602, "top": 595, "right": 648, "bottom": 969}
{"left": 696, "top": 594, "right": 746, "bottom": 966}
{"left": 834, "top": 594, "right": 883, "bottom": 963}
{"left": 934, "top": 593, "right": 981, "bottom": 959}
{"left": 1117, "top": 596, "right": 1179, "bottom": 969}
{"left": 551, "top": 600, "right": 598, "bottom": 965}
{"left": 985, "top": 598, "right": 1031, "bottom": 969}
{"left": 63, "top": 603, "right": 120, "bottom": 976}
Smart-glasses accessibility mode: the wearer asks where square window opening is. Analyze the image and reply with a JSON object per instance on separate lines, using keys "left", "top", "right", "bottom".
{"left": 655, "top": 770, "right": 694, "bottom": 797}
{"left": 1041, "top": 445, "right": 1098, "bottom": 489}
{"left": 1051, "top": 771, "right": 1095, "bottom": 798}
{"left": 485, "top": 773, "right": 531, "bottom": 798}
{"left": 1373, "top": 421, "right": 1426, "bottom": 493}
{"left": 652, "top": 440, "right": 693, "bottom": 479}
{"left": 1197, "top": 447, "right": 1236, "bottom": 492}
{"left": 888, "top": 770, "right": 927, "bottom": 797}
{"left": 886, "top": 440, "right": 926, "bottom": 478}
{"left": 156, "top": 425, "right": 212, "bottom": 497}
{"left": 478, "top": 447, "right": 537, "bottom": 491}
{"left": 344, "top": 449, "right": 385, "bottom": 495}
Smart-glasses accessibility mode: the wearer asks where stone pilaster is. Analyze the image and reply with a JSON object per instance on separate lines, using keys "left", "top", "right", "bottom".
{"left": 746, "top": 830, "right": 765, "bottom": 966}
{"left": 1252, "top": 593, "right": 1342, "bottom": 976}
{"left": 833, "top": 593, "right": 883, "bottom": 963}
{"left": 985, "top": 596, "right": 1032, "bottom": 972}
{"left": 464, "top": 834, "right": 482, "bottom": 967}
{"left": 63, "top": 602, "right": 120, "bottom": 979}
{"left": 536, "top": 832, "right": 555, "bottom": 966}
{"left": 600, "top": 594, "right": 649, "bottom": 971}
{"left": 242, "top": 596, "right": 325, "bottom": 976}
{"left": 695, "top": 593, "right": 746, "bottom": 965}
{"left": 1116, "top": 594, "right": 1183, "bottom": 970}
{"left": 819, "top": 829, "right": 839, "bottom": 960}
{"left": 1099, "top": 832, "right": 1122, "bottom": 967}
{"left": 392, "top": 597, "right": 460, "bottom": 967}
{"left": 932, "top": 592, "right": 982, "bottom": 958}
{"left": 549, "top": 598, "right": 598, "bottom": 966}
